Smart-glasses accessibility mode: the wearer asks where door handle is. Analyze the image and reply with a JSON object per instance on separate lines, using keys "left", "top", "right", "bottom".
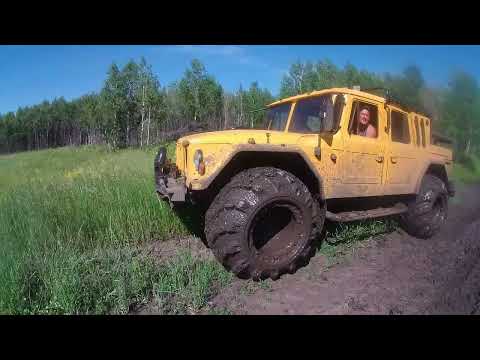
{"left": 376, "top": 155, "right": 384, "bottom": 163}
{"left": 391, "top": 157, "right": 398, "bottom": 164}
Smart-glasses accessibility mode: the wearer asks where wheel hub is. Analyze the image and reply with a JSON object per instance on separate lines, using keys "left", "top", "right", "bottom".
{"left": 248, "top": 199, "right": 308, "bottom": 267}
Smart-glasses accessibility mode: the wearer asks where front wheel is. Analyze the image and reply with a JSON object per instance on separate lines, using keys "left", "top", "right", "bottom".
{"left": 400, "top": 174, "right": 448, "bottom": 239}
{"left": 205, "top": 167, "right": 325, "bottom": 281}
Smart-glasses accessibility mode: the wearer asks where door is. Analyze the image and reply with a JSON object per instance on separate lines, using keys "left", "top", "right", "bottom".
{"left": 288, "top": 94, "right": 346, "bottom": 187}
{"left": 384, "top": 107, "right": 419, "bottom": 195}
{"left": 341, "top": 98, "right": 386, "bottom": 197}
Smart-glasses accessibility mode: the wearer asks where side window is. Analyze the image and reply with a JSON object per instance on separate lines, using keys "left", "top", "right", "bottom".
{"left": 414, "top": 116, "right": 421, "bottom": 146}
{"left": 426, "top": 118, "right": 432, "bottom": 145}
{"left": 289, "top": 96, "right": 328, "bottom": 134}
{"left": 420, "top": 118, "right": 426, "bottom": 147}
{"left": 391, "top": 110, "right": 410, "bottom": 144}
{"left": 332, "top": 94, "right": 345, "bottom": 130}
{"left": 348, "top": 101, "right": 379, "bottom": 139}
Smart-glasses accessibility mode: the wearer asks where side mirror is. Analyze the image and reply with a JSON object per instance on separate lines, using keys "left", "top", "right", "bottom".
{"left": 331, "top": 125, "right": 342, "bottom": 133}
{"left": 319, "top": 94, "right": 345, "bottom": 134}
{"left": 319, "top": 110, "right": 333, "bottom": 133}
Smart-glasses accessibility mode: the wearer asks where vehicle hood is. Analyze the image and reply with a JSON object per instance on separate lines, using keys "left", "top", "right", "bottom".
{"left": 177, "top": 129, "right": 286, "bottom": 145}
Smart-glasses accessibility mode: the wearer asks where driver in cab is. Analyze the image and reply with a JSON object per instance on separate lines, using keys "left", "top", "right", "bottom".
{"left": 356, "top": 108, "right": 377, "bottom": 138}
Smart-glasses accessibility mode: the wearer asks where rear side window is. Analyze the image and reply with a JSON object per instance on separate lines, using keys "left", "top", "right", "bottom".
{"left": 391, "top": 110, "right": 410, "bottom": 144}
{"left": 420, "top": 119, "right": 426, "bottom": 147}
{"left": 414, "top": 116, "right": 421, "bottom": 146}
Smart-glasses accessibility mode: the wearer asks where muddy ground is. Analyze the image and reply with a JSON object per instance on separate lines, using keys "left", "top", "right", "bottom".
{"left": 208, "top": 183, "right": 480, "bottom": 315}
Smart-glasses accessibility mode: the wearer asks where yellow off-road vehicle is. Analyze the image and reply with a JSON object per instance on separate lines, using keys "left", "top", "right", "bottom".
{"left": 154, "top": 87, "right": 455, "bottom": 281}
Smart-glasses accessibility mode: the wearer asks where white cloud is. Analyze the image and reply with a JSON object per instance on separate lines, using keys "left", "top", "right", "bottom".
{"left": 156, "top": 45, "right": 268, "bottom": 68}
{"left": 174, "top": 45, "right": 244, "bottom": 57}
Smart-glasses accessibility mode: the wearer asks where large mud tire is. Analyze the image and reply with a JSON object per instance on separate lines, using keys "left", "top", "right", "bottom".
{"left": 400, "top": 174, "right": 448, "bottom": 239}
{"left": 205, "top": 167, "right": 325, "bottom": 281}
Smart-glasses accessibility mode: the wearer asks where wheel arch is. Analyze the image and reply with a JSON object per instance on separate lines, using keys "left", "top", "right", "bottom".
{"left": 195, "top": 145, "right": 325, "bottom": 204}
{"left": 415, "top": 162, "right": 449, "bottom": 193}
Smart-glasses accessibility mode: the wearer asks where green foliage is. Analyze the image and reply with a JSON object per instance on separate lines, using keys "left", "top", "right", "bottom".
{"left": 440, "top": 71, "right": 480, "bottom": 157}
{"left": 99, "top": 59, "right": 166, "bottom": 149}
{"left": 1, "top": 244, "right": 233, "bottom": 315}
{"left": 177, "top": 59, "right": 224, "bottom": 125}
{"left": 240, "top": 82, "right": 274, "bottom": 128}
{"left": 220, "top": 81, "right": 274, "bottom": 129}
{"left": 318, "top": 219, "right": 398, "bottom": 265}
{"left": 452, "top": 154, "right": 480, "bottom": 183}
{"left": 279, "top": 60, "right": 383, "bottom": 98}
{"left": 1, "top": 55, "right": 479, "bottom": 162}
{"left": 1, "top": 246, "right": 161, "bottom": 315}
{"left": 208, "top": 307, "right": 233, "bottom": 315}
{"left": 382, "top": 65, "right": 426, "bottom": 111}
{"left": 154, "top": 250, "right": 233, "bottom": 314}
{"left": 279, "top": 61, "right": 423, "bottom": 111}
{"left": 0, "top": 145, "right": 217, "bottom": 314}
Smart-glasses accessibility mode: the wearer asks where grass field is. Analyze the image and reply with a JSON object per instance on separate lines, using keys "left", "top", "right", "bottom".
{"left": 0, "top": 144, "right": 232, "bottom": 314}
{"left": 452, "top": 154, "right": 480, "bottom": 184}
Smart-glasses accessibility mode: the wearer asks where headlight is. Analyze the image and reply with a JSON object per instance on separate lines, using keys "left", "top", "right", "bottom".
{"left": 193, "top": 150, "right": 203, "bottom": 171}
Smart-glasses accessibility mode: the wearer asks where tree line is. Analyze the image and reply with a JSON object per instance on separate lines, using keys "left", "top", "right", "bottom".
{"left": 1, "top": 56, "right": 479, "bottom": 159}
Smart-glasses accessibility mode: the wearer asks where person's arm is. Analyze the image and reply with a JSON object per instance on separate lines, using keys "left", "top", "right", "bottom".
{"left": 366, "top": 124, "right": 377, "bottom": 138}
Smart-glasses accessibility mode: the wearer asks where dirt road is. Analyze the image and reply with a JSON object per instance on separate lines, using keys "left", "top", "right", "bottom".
{"left": 211, "top": 183, "right": 480, "bottom": 315}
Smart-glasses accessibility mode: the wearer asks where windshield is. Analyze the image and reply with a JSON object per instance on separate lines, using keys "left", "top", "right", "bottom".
{"left": 263, "top": 103, "right": 291, "bottom": 131}
{"left": 289, "top": 95, "right": 334, "bottom": 134}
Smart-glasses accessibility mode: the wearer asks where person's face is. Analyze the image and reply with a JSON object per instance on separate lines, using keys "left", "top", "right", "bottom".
{"left": 359, "top": 109, "right": 370, "bottom": 126}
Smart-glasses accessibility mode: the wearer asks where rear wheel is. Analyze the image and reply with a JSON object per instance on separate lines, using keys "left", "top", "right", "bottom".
{"left": 400, "top": 174, "right": 448, "bottom": 238}
{"left": 205, "top": 167, "right": 325, "bottom": 281}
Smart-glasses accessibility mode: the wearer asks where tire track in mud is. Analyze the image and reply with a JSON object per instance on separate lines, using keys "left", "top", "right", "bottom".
{"left": 212, "top": 183, "right": 480, "bottom": 315}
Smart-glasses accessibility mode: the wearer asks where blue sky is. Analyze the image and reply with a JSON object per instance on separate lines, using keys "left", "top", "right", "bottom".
{"left": 1, "top": 45, "right": 479, "bottom": 114}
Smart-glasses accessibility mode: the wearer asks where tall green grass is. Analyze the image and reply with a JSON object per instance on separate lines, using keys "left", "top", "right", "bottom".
{"left": 154, "top": 250, "right": 233, "bottom": 314}
{"left": 452, "top": 154, "right": 480, "bottom": 183}
{"left": 0, "top": 144, "right": 229, "bottom": 314}
{"left": 318, "top": 219, "right": 398, "bottom": 266}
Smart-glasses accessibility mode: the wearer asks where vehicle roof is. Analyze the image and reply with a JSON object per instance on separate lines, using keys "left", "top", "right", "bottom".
{"left": 267, "top": 87, "right": 386, "bottom": 107}
{"left": 267, "top": 87, "right": 432, "bottom": 119}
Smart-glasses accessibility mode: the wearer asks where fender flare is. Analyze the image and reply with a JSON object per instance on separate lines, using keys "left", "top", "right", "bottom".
{"left": 414, "top": 161, "right": 448, "bottom": 194}
{"left": 190, "top": 144, "right": 326, "bottom": 201}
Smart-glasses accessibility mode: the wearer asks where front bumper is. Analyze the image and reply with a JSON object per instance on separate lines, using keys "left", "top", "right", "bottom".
{"left": 154, "top": 147, "right": 187, "bottom": 205}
